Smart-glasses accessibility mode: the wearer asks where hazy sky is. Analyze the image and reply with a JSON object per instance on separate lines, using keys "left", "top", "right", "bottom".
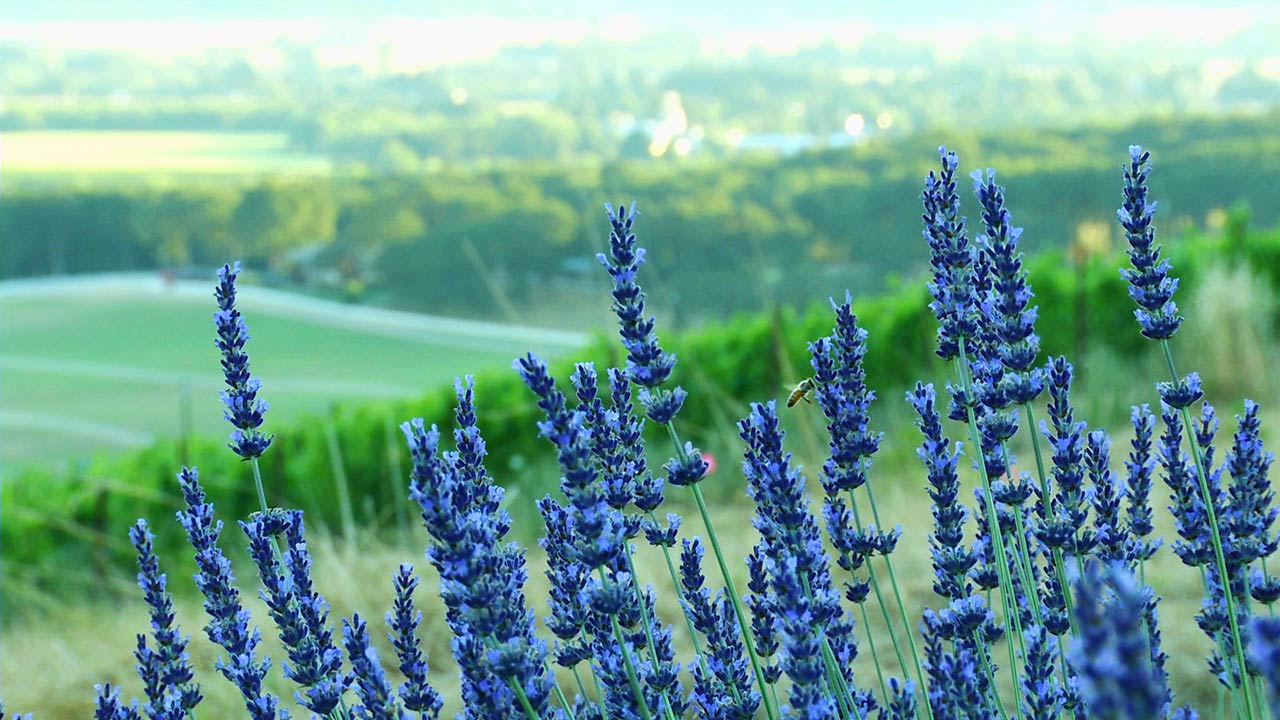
{"left": 3, "top": 1, "right": 1278, "bottom": 69}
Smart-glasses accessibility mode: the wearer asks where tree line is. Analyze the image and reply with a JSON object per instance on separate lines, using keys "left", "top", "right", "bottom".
{"left": 3, "top": 111, "right": 1279, "bottom": 323}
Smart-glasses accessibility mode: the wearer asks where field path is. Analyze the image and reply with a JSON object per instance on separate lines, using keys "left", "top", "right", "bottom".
{"left": 0, "top": 272, "right": 589, "bottom": 354}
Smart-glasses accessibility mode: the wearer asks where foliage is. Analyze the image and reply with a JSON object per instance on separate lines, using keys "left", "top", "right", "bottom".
{"left": 4, "top": 112, "right": 1280, "bottom": 322}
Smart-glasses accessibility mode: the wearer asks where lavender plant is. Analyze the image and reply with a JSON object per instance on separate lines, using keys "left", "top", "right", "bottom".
{"left": 6, "top": 145, "right": 1279, "bottom": 720}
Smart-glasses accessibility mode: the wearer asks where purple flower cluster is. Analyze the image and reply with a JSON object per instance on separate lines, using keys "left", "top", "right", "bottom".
{"left": 403, "top": 386, "right": 556, "bottom": 719}
{"left": 241, "top": 510, "right": 346, "bottom": 714}
{"left": 177, "top": 467, "right": 289, "bottom": 720}
{"left": 921, "top": 147, "right": 978, "bottom": 362}
{"left": 972, "top": 168, "right": 1043, "bottom": 406}
{"left": 214, "top": 262, "right": 273, "bottom": 459}
{"left": 129, "top": 520, "right": 202, "bottom": 717}
{"left": 1069, "top": 562, "right": 1175, "bottom": 720}
{"left": 740, "top": 401, "right": 870, "bottom": 719}
{"left": 1118, "top": 145, "right": 1183, "bottom": 340}
{"left": 909, "top": 382, "right": 975, "bottom": 602}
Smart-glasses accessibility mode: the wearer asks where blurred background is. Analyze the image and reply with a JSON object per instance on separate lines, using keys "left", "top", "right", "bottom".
{"left": 2, "top": 0, "right": 1280, "bottom": 716}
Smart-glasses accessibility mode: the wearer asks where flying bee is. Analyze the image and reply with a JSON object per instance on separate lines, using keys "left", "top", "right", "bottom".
{"left": 787, "top": 377, "right": 818, "bottom": 407}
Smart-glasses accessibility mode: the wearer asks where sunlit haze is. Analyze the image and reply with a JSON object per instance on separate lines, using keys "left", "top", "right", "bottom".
{"left": 2, "top": 1, "right": 1278, "bottom": 69}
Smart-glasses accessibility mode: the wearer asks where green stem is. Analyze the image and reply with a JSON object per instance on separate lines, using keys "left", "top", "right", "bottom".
{"left": 666, "top": 422, "right": 782, "bottom": 720}
{"left": 510, "top": 675, "right": 546, "bottom": 720}
{"left": 622, "top": 548, "right": 679, "bottom": 720}
{"left": 1021, "top": 402, "right": 1081, "bottom": 638}
{"left": 1159, "top": 339, "right": 1258, "bottom": 719}
{"left": 955, "top": 338, "right": 1026, "bottom": 715}
{"left": 847, "top": 497, "right": 911, "bottom": 683}
{"left": 973, "top": 633, "right": 1012, "bottom": 720}
{"left": 855, "top": 597, "right": 892, "bottom": 708}
{"left": 549, "top": 674, "right": 576, "bottom": 720}
{"left": 1005, "top": 493, "right": 1044, "bottom": 628}
{"left": 855, "top": 483, "right": 934, "bottom": 720}
{"left": 644, "top": 510, "right": 721, "bottom": 692}
{"left": 995, "top": 441, "right": 1049, "bottom": 640}
{"left": 249, "top": 457, "right": 270, "bottom": 516}
{"left": 598, "top": 569, "right": 654, "bottom": 720}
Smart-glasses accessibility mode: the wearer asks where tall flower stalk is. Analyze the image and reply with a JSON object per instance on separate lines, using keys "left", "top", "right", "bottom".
{"left": 599, "top": 201, "right": 781, "bottom": 720}
{"left": 921, "top": 145, "right": 1027, "bottom": 711}
{"left": 810, "top": 296, "right": 930, "bottom": 718}
{"left": 213, "top": 262, "right": 274, "bottom": 513}
{"left": 1117, "top": 145, "right": 1259, "bottom": 718}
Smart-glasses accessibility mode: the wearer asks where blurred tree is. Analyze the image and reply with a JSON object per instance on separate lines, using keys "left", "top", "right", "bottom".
{"left": 232, "top": 181, "right": 337, "bottom": 264}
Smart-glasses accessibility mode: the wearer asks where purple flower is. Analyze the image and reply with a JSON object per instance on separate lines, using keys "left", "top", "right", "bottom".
{"left": 885, "top": 678, "right": 918, "bottom": 720}
{"left": 922, "top": 607, "right": 996, "bottom": 720}
{"left": 342, "top": 614, "right": 407, "bottom": 720}
{"left": 1224, "top": 400, "right": 1277, "bottom": 569}
{"left": 403, "top": 412, "right": 556, "bottom": 719}
{"left": 241, "top": 510, "right": 346, "bottom": 715}
{"left": 598, "top": 202, "right": 676, "bottom": 390}
{"left": 1251, "top": 617, "right": 1280, "bottom": 718}
{"left": 1124, "top": 405, "right": 1161, "bottom": 563}
{"left": 1158, "top": 404, "right": 1214, "bottom": 568}
{"left": 386, "top": 565, "right": 444, "bottom": 718}
{"left": 1021, "top": 626, "right": 1062, "bottom": 720}
{"left": 908, "top": 382, "right": 976, "bottom": 602}
{"left": 129, "top": 520, "right": 202, "bottom": 716}
{"left": 681, "top": 539, "right": 764, "bottom": 717}
{"left": 515, "top": 354, "right": 628, "bottom": 569}
{"left": 809, "top": 295, "right": 881, "bottom": 495}
{"left": 1037, "top": 357, "right": 1095, "bottom": 556}
{"left": 1117, "top": 146, "right": 1183, "bottom": 340}
{"left": 972, "top": 168, "right": 1043, "bottom": 405}
{"left": 1156, "top": 372, "right": 1203, "bottom": 410}
{"left": 921, "top": 146, "right": 978, "bottom": 361}
{"left": 175, "top": 467, "right": 288, "bottom": 720}
{"left": 213, "top": 262, "right": 273, "bottom": 459}
{"left": 93, "top": 684, "right": 142, "bottom": 720}
{"left": 740, "top": 401, "right": 863, "bottom": 713}
{"left": 1069, "top": 562, "right": 1172, "bottom": 720}
{"left": 1087, "top": 431, "right": 1127, "bottom": 563}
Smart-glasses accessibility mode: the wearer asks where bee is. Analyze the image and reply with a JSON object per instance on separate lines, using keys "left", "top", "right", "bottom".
{"left": 787, "top": 377, "right": 818, "bottom": 407}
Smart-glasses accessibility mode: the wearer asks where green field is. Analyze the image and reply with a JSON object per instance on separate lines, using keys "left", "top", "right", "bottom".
{"left": 1, "top": 130, "right": 331, "bottom": 184}
{"left": 0, "top": 277, "right": 583, "bottom": 474}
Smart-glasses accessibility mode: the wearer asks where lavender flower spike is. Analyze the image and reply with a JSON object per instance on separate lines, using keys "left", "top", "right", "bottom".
{"left": 599, "top": 202, "right": 676, "bottom": 388}
{"left": 175, "top": 466, "right": 289, "bottom": 720}
{"left": 214, "top": 261, "right": 273, "bottom": 459}
{"left": 908, "top": 382, "right": 975, "bottom": 602}
{"left": 344, "top": 614, "right": 408, "bottom": 720}
{"left": 921, "top": 146, "right": 977, "bottom": 361}
{"left": 386, "top": 564, "right": 444, "bottom": 718}
{"left": 1117, "top": 146, "right": 1183, "bottom": 340}
{"left": 93, "top": 684, "right": 142, "bottom": 720}
{"left": 242, "top": 511, "right": 347, "bottom": 715}
{"left": 1069, "top": 562, "right": 1172, "bottom": 720}
{"left": 129, "top": 519, "right": 202, "bottom": 716}
{"left": 972, "top": 168, "right": 1043, "bottom": 405}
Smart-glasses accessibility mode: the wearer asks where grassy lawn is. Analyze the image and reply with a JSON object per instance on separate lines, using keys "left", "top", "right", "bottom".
{"left": 0, "top": 288, "right": 575, "bottom": 475}
{"left": 0, "top": 130, "right": 331, "bottom": 186}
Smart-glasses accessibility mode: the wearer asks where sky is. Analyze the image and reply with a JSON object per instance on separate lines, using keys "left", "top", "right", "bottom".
{"left": 2, "top": 1, "right": 1278, "bottom": 69}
